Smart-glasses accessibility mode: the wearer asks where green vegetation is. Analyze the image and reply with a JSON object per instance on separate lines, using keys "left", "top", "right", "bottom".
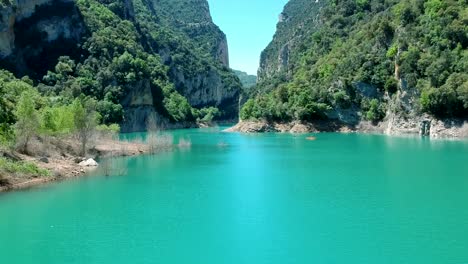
{"left": 0, "top": 157, "right": 50, "bottom": 179}
{"left": 0, "top": 0, "right": 242, "bottom": 179}
{"left": 194, "top": 107, "right": 221, "bottom": 123}
{"left": 233, "top": 70, "right": 257, "bottom": 89}
{"left": 0, "top": 70, "right": 119, "bottom": 152}
{"left": 1, "top": 0, "right": 241, "bottom": 133}
{"left": 245, "top": 0, "right": 467, "bottom": 122}
{"left": 14, "top": 90, "right": 41, "bottom": 153}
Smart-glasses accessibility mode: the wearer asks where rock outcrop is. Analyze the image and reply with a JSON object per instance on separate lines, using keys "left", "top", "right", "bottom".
{"left": 168, "top": 66, "right": 239, "bottom": 118}
{"left": 258, "top": 0, "right": 325, "bottom": 82}
{"left": 225, "top": 120, "right": 353, "bottom": 134}
{"left": 241, "top": 0, "right": 467, "bottom": 139}
{"left": 0, "top": 0, "right": 86, "bottom": 78}
{"left": 153, "top": 0, "right": 230, "bottom": 67}
{"left": 227, "top": 118, "right": 468, "bottom": 139}
{"left": 0, "top": 0, "right": 241, "bottom": 131}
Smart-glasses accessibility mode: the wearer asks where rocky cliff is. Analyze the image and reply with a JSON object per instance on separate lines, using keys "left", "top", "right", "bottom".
{"left": 243, "top": 0, "right": 467, "bottom": 138}
{"left": 152, "top": 0, "right": 230, "bottom": 67}
{"left": 133, "top": 0, "right": 238, "bottom": 117}
{"left": 0, "top": 0, "right": 241, "bottom": 131}
{"left": 258, "top": 0, "right": 326, "bottom": 84}
{"left": 0, "top": 0, "right": 86, "bottom": 78}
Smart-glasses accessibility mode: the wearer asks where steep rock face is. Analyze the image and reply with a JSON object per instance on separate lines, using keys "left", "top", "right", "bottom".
{"left": 152, "top": 0, "right": 229, "bottom": 67}
{"left": 168, "top": 66, "right": 239, "bottom": 115}
{"left": 0, "top": 0, "right": 241, "bottom": 130}
{"left": 0, "top": 0, "right": 86, "bottom": 78}
{"left": 243, "top": 0, "right": 467, "bottom": 138}
{"left": 120, "top": 81, "right": 191, "bottom": 132}
{"left": 258, "top": 0, "right": 326, "bottom": 82}
{"left": 135, "top": 0, "right": 239, "bottom": 119}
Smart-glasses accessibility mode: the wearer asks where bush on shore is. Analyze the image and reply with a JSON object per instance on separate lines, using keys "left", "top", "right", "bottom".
{"left": 0, "top": 157, "right": 50, "bottom": 182}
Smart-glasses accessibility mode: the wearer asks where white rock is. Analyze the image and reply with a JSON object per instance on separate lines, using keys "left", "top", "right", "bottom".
{"left": 79, "top": 158, "right": 98, "bottom": 167}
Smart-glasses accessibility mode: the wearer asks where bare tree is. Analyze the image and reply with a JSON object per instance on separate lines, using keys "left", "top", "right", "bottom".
{"left": 146, "top": 112, "right": 172, "bottom": 153}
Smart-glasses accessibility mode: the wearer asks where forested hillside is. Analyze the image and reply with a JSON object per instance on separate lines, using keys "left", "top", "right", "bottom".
{"left": 0, "top": 0, "right": 241, "bottom": 136}
{"left": 234, "top": 70, "right": 257, "bottom": 89}
{"left": 243, "top": 0, "right": 467, "bottom": 127}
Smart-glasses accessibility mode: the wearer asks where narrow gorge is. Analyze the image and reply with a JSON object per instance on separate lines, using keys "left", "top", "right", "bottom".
{"left": 1, "top": 0, "right": 241, "bottom": 132}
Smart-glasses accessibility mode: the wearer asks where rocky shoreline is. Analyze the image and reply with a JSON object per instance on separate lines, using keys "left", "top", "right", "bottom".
{"left": 225, "top": 117, "right": 468, "bottom": 139}
{"left": 0, "top": 139, "right": 150, "bottom": 193}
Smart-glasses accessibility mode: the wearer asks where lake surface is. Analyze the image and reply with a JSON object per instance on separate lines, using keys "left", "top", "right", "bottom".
{"left": 1, "top": 127, "right": 468, "bottom": 263}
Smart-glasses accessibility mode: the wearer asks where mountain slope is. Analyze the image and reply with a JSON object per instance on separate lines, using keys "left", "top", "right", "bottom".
{"left": 233, "top": 70, "right": 256, "bottom": 89}
{"left": 241, "top": 0, "right": 467, "bottom": 136}
{"left": 0, "top": 0, "right": 241, "bottom": 132}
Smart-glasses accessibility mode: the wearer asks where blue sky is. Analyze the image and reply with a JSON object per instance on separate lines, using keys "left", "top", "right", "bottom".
{"left": 207, "top": 0, "right": 289, "bottom": 75}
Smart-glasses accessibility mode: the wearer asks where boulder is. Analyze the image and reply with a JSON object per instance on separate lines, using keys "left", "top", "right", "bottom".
{"left": 79, "top": 158, "right": 98, "bottom": 167}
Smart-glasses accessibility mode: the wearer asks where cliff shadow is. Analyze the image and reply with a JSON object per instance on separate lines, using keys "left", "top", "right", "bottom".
{"left": 0, "top": 0, "right": 88, "bottom": 80}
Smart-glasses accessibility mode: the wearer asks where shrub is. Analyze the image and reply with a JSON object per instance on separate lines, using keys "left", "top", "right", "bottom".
{"left": 363, "top": 99, "right": 385, "bottom": 123}
{"left": 384, "top": 78, "right": 398, "bottom": 94}
{"left": 0, "top": 157, "right": 50, "bottom": 178}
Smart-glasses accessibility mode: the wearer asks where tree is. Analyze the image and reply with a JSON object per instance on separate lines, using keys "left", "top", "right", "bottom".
{"left": 72, "top": 97, "right": 99, "bottom": 156}
{"left": 40, "top": 108, "right": 57, "bottom": 134}
{"left": 364, "top": 99, "right": 385, "bottom": 123}
{"left": 240, "top": 99, "right": 256, "bottom": 120}
{"left": 0, "top": 84, "right": 15, "bottom": 144}
{"left": 384, "top": 78, "right": 398, "bottom": 94}
{"left": 14, "top": 90, "right": 40, "bottom": 153}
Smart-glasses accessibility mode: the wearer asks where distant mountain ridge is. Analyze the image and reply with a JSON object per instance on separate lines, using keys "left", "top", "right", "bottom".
{"left": 233, "top": 70, "right": 256, "bottom": 89}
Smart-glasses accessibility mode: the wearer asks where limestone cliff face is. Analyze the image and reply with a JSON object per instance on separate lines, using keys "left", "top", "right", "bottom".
{"left": 0, "top": 0, "right": 85, "bottom": 78}
{"left": 216, "top": 37, "right": 229, "bottom": 67}
{"left": 168, "top": 66, "right": 239, "bottom": 114}
{"left": 0, "top": 0, "right": 55, "bottom": 57}
{"left": 0, "top": 0, "right": 240, "bottom": 131}
{"left": 258, "top": 0, "right": 325, "bottom": 82}
{"left": 151, "top": 0, "right": 230, "bottom": 67}
{"left": 140, "top": 0, "right": 239, "bottom": 119}
{"left": 119, "top": 80, "right": 196, "bottom": 132}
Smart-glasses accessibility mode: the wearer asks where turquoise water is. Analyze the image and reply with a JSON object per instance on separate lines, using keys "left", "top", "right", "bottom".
{"left": 0, "top": 127, "right": 468, "bottom": 263}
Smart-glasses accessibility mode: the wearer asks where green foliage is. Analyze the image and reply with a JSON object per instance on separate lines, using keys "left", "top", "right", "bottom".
{"left": 194, "top": 107, "right": 221, "bottom": 123}
{"left": 14, "top": 90, "right": 41, "bottom": 153}
{"left": 420, "top": 73, "right": 467, "bottom": 117}
{"left": 0, "top": 157, "right": 50, "bottom": 178}
{"left": 72, "top": 97, "right": 100, "bottom": 155}
{"left": 1, "top": 0, "right": 241, "bottom": 134}
{"left": 384, "top": 78, "right": 398, "bottom": 94}
{"left": 233, "top": 70, "right": 257, "bottom": 89}
{"left": 240, "top": 81, "right": 332, "bottom": 122}
{"left": 246, "top": 0, "right": 467, "bottom": 122}
{"left": 0, "top": 79, "right": 15, "bottom": 144}
{"left": 39, "top": 104, "right": 75, "bottom": 135}
{"left": 363, "top": 99, "right": 385, "bottom": 123}
{"left": 163, "top": 91, "right": 194, "bottom": 122}
{"left": 386, "top": 43, "right": 398, "bottom": 59}
{"left": 96, "top": 123, "right": 121, "bottom": 133}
